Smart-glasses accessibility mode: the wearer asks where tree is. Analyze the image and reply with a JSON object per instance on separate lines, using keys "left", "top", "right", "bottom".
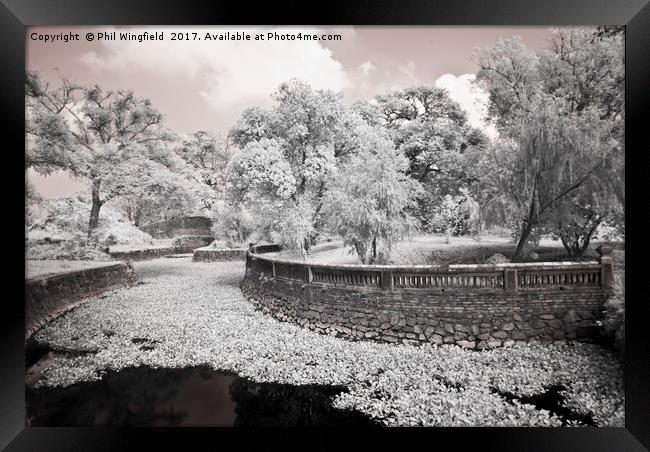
{"left": 25, "top": 72, "right": 175, "bottom": 234}
{"left": 25, "top": 179, "right": 42, "bottom": 226}
{"left": 322, "top": 136, "right": 422, "bottom": 264}
{"left": 226, "top": 136, "right": 315, "bottom": 254}
{"left": 210, "top": 200, "right": 256, "bottom": 247}
{"left": 465, "top": 140, "right": 522, "bottom": 235}
{"left": 474, "top": 28, "right": 624, "bottom": 259}
{"left": 375, "top": 86, "right": 474, "bottom": 179}
{"left": 511, "top": 103, "right": 618, "bottom": 258}
{"left": 227, "top": 79, "right": 350, "bottom": 255}
{"left": 114, "top": 161, "right": 198, "bottom": 227}
{"left": 372, "top": 86, "right": 488, "bottom": 231}
{"left": 175, "top": 130, "right": 234, "bottom": 211}
{"left": 549, "top": 198, "right": 606, "bottom": 258}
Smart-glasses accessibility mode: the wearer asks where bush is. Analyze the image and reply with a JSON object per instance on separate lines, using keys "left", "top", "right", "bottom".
{"left": 430, "top": 189, "right": 481, "bottom": 237}
{"left": 26, "top": 241, "right": 113, "bottom": 261}
{"left": 211, "top": 201, "right": 256, "bottom": 248}
{"left": 594, "top": 220, "right": 624, "bottom": 242}
{"left": 485, "top": 253, "right": 511, "bottom": 264}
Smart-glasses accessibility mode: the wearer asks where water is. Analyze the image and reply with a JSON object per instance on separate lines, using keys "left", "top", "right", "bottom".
{"left": 26, "top": 366, "right": 380, "bottom": 427}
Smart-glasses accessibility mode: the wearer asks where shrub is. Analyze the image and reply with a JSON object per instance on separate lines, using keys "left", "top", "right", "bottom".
{"left": 211, "top": 201, "right": 256, "bottom": 248}
{"left": 431, "top": 189, "right": 481, "bottom": 237}
{"left": 485, "top": 253, "right": 511, "bottom": 264}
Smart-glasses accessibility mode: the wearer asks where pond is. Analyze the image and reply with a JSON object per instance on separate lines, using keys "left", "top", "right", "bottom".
{"left": 26, "top": 365, "right": 381, "bottom": 427}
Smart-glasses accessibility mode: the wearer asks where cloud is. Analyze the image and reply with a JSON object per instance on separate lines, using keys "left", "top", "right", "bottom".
{"left": 79, "top": 26, "right": 352, "bottom": 112}
{"left": 434, "top": 73, "right": 498, "bottom": 138}
{"left": 398, "top": 61, "right": 417, "bottom": 82}
{"left": 358, "top": 61, "right": 375, "bottom": 77}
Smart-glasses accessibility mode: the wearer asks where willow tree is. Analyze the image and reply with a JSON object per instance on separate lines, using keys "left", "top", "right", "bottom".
{"left": 321, "top": 134, "right": 422, "bottom": 264}
{"left": 474, "top": 27, "right": 624, "bottom": 259}
{"left": 508, "top": 102, "right": 619, "bottom": 259}
{"left": 25, "top": 72, "right": 175, "bottom": 234}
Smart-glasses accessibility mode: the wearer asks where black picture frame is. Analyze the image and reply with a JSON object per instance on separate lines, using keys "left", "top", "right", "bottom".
{"left": 2, "top": 0, "right": 648, "bottom": 449}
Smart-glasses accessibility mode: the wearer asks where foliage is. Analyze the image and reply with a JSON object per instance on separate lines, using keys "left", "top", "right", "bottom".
{"left": 113, "top": 158, "right": 199, "bottom": 226}
{"left": 227, "top": 79, "right": 365, "bottom": 255}
{"left": 371, "top": 86, "right": 488, "bottom": 227}
{"left": 26, "top": 194, "right": 153, "bottom": 260}
{"left": 26, "top": 72, "right": 176, "bottom": 232}
{"left": 264, "top": 199, "right": 317, "bottom": 256}
{"left": 594, "top": 219, "right": 624, "bottom": 242}
{"left": 547, "top": 200, "right": 603, "bottom": 258}
{"left": 174, "top": 130, "right": 234, "bottom": 211}
{"left": 25, "top": 179, "right": 43, "bottom": 226}
{"left": 210, "top": 200, "right": 257, "bottom": 247}
{"left": 322, "top": 137, "right": 422, "bottom": 264}
{"left": 473, "top": 28, "right": 624, "bottom": 258}
{"left": 227, "top": 137, "right": 298, "bottom": 203}
{"left": 430, "top": 188, "right": 481, "bottom": 236}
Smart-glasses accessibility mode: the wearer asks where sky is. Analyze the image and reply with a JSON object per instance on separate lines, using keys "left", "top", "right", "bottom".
{"left": 26, "top": 25, "right": 553, "bottom": 199}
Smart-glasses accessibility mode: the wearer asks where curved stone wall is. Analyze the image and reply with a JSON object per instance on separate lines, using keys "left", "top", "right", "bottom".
{"left": 25, "top": 262, "right": 137, "bottom": 339}
{"left": 241, "top": 245, "right": 614, "bottom": 348}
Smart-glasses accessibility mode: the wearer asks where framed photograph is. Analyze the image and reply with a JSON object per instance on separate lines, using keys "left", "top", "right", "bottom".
{"left": 3, "top": 0, "right": 648, "bottom": 449}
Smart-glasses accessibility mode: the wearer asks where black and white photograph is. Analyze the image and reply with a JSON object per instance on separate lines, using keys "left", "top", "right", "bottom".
{"left": 22, "top": 23, "right": 627, "bottom": 429}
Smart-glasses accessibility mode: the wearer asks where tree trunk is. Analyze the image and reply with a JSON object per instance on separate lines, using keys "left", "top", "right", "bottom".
{"left": 88, "top": 179, "right": 103, "bottom": 236}
{"left": 513, "top": 183, "right": 538, "bottom": 261}
{"left": 559, "top": 218, "right": 601, "bottom": 258}
{"left": 560, "top": 235, "right": 575, "bottom": 258}
{"left": 371, "top": 237, "right": 377, "bottom": 263}
{"left": 355, "top": 242, "right": 366, "bottom": 264}
{"left": 513, "top": 221, "right": 533, "bottom": 262}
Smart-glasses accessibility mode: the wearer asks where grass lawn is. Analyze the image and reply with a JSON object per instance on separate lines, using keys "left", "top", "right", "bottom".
{"left": 266, "top": 233, "right": 618, "bottom": 265}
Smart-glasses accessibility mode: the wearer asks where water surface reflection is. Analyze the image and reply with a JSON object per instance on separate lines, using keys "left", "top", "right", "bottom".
{"left": 26, "top": 366, "right": 380, "bottom": 427}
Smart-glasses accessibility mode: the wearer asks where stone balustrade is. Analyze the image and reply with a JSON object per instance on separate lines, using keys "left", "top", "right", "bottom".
{"left": 241, "top": 243, "right": 614, "bottom": 348}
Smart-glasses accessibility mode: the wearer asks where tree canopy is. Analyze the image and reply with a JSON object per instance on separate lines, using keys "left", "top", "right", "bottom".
{"left": 473, "top": 27, "right": 624, "bottom": 258}
{"left": 26, "top": 72, "right": 178, "bottom": 233}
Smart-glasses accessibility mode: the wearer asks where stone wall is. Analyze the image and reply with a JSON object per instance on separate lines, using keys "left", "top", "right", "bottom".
{"left": 241, "top": 246, "right": 614, "bottom": 348}
{"left": 172, "top": 236, "right": 214, "bottom": 253}
{"left": 109, "top": 247, "right": 178, "bottom": 261}
{"left": 109, "top": 237, "right": 214, "bottom": 261}
{"left": 140, "top": 216, "right": 213, "bottom": 238}
{"left": 193, "top": 248, "right": 248, "bottom": 262}
{"left": 25, "top": 262, "right": 137, "bottom": 339}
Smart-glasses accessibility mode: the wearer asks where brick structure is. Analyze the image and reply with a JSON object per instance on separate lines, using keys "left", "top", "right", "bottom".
{"left": 139, "top": 216, "right": 213, "bottom": 239}
{"left": 241, "top": 244, "right": 614, "bottom": 348}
